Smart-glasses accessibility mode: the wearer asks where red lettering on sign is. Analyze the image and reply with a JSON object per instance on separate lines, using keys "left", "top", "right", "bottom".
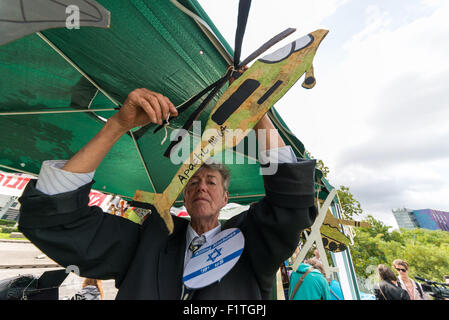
{"left": 17, "top": 178, "right": 31, "bottom": 190}
{"left": 2, "top": 176, "right": 12, "bottom": 186}
{"left": 88, "top": 192, "right": 107, "bottom": 207}
{"left": 7, "top": 177, "right": 23, "bottom": 189}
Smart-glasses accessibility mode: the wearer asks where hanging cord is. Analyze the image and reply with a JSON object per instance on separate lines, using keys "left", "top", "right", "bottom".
{"left": 343, "top": 225, "right": 356, "bottom": 246}
{"left": 160, "top": 112, "right": 171, "bottom": 145}
{"left": 153, "top": 67, "right": 234, "bottom": 134}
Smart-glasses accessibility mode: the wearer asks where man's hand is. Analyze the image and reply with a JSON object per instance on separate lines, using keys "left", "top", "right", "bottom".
{"left": 111, "top": 88, "right": 178, "bottom": 131}
{"left": 62, "top": 89, "right": 177, "bottom": 173}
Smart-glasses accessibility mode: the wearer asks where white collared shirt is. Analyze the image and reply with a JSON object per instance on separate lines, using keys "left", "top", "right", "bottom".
{"left": 397, "top": 277, "right": 430, "bottom": 300}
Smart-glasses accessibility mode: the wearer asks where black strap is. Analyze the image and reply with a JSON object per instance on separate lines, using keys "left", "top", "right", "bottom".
{"left": 152, "top": 74, "right": 230, "bottom": 134}
{"left": 134, "top": 79, "right": 220, "bottom": 139}
{"left": 159, "top": 0, "right": 253, "bottom": 156}
{"left": 290, "top": 268, "right": 314, "bottom": 299}
{"left": 415, "top": 280, "right": 424, "bottom": 299}
{"left": 329, "top": 287, "right": 341, "bottom": 300}
{"left": 233, "top": 0, "right": 252, "bottom": 68}
{"left": 238, "top": 27, "right": 296, "bottom": 68}
{"left": 163, "top": 69, "right": 232, "bottom": 158}
{"left": 153, "top": 0, "right": 252, "bottom": 137}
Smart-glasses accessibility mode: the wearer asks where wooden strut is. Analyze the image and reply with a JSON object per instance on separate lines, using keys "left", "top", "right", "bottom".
{"left": 292, "top": 189, "right": 339, "bottom": 277}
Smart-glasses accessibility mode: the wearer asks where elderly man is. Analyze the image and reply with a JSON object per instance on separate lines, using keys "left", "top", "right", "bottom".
{"left": 18, "top": 88, "right": 317, "bottom": 299}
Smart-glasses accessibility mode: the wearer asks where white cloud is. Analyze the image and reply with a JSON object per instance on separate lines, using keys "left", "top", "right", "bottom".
{"left": 199, "top": 0, "right": 349, "bottom": 59}
{"left": 281, "top": 1, "right": 449, "bottom": 226}
{"left": 198, "top": 1, "right": 449, "bottom": 227}
{"left": 350, "top": 4, "right": 392, "bottom": 43}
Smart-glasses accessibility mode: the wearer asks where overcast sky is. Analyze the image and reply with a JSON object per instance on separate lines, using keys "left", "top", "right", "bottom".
{"left": 198, "top": 0, "right": 449, "bottom": 229}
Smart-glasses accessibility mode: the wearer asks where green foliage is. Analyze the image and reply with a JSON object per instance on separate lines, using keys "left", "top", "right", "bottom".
{"left": 337, "top": 185, "right": 363, "bottom": 220}
{"left": 316, "top": 159, "right": 330, "bottom": 179}
{"left": 308, "top": 155, "right": 362, "bottom": 220}
{"left": 0, "top": 232, "right": 26, "bottom": 240}
{"left": 0, "top": 226, "right": 18, "bottom": 233}
{"left": 308, "top": 157, "right": 449, "bottom": 287}
{"left": 351, "top": 215, "right": 449, "bottom": 284}
{"left": 0, "top": 219, "right": 16, "bottom": 227}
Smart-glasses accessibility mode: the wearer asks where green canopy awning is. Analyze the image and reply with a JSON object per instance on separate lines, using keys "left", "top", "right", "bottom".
{"left": 0, "top": 0, "right": 332, "bottom": 204}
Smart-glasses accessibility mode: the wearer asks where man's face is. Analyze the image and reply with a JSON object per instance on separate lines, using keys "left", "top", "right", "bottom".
{"left": 183, "top": 168, "right": 229, "bottom": 220}
{"left": 393, "top": 264, "right": 408, "bottom": 277}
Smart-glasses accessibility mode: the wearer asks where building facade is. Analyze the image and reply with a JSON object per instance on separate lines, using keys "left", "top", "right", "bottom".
{"left": 392, "top": 207, "right": 449, "bottom": 232}
{"left": 412, "top": 209, "right": 449, "bottom": 232}
{"left": 392, "top": 208, "right": 418, "bottom": 229}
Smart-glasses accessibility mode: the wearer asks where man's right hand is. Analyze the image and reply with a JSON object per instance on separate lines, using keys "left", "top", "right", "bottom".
{"left": 62, "top": 89, "right": 177, "bottom": 173}
{"left": 111, "top": 88, "right": 178, "bottom": 131}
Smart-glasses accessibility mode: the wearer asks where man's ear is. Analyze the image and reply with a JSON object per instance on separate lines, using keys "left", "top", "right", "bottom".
{"left": 223, "top": 190, "right": 229, "bottom": 204}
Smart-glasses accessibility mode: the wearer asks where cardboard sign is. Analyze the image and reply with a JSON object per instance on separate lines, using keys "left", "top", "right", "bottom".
{"left": 0, "top": 171, "right": 34, "bottom": 196}
{"left": 183, "top": 228, "right": 245, "bottom": 289}
{"left": 88, "top": 191, "right": 109, "bottom": 208}
{"left": 0, "top": 170, "right": 111, "bottom": 211}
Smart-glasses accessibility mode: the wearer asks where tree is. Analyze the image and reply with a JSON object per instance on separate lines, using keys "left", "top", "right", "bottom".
{"left": 311, "top": 154, "right": 361, "bottom": 220}
{"left": 316, "top": 159, "right": 329, "bottom": 179}
{"left": 307, "top": 155, "right": 449, "bottom": 286}
{"left": 337, "top": 185, "right": 363, "bottom": 220}
{"left": 351, "top": 215, "right": 449, "bottom": 284}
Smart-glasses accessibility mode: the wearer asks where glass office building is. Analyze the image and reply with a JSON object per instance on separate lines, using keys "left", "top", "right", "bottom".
{"left": 392, "top": 208, "right": 449, "bottom": 232}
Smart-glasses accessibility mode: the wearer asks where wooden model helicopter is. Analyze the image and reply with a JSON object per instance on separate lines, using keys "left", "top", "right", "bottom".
{"left": 130, "top": 28, "right": 329, "bottom": 234}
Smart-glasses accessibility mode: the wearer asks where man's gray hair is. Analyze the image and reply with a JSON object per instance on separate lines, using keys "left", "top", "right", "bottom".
{"left": 183, "top": 162, "right": 231, "bottom": 194}
{"left": 198, "top": 162, "right": 231, "bottom": 191}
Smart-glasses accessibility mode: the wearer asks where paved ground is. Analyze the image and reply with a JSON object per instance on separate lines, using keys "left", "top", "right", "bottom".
{"left": 0, "top": 240, "right": 118, "bottom": 300}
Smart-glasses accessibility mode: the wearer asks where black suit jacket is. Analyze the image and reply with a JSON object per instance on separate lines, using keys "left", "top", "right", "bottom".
{"left": 18, "top": 160, "right": 317, "bottom": 299}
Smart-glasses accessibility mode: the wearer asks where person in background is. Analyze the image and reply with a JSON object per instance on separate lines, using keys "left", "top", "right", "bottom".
{"left": 289, "top": 258, "right": 331, "bottom": 300}
{"left": 107, "top": 204, "right": 117, "bottom": 215}
{"left": 313, "top": 247, "right": 343, "bottom": 300}
{"left": 286, "top": 266, "right": 293, "bottom": 279}
{"left": 373, "top": 264, "right": 409, "bottom": 300}
{"left": 392, "top": 259, "right": 430, "bottom": 300}
{"left": 314, "top": 248, "right": 320, "bottom": 261}
{"left": 328, "top": 277, "right": 344, "bottom": 300}
{"left": 119, "top": 200, "right": 128, "bottom": 217}
{"left": 71, "top": 278, "right": 104, "bottom": 300}
{"left": 280, "top": 263, "right": 290, "bottom": 300}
